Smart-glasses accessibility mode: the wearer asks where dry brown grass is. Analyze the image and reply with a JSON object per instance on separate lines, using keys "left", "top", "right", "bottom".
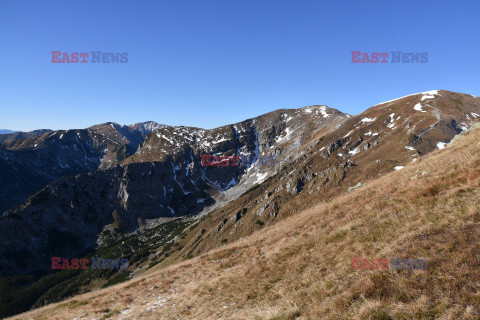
{"left": 9, "top": 129, "right": 480, "bottom": 319}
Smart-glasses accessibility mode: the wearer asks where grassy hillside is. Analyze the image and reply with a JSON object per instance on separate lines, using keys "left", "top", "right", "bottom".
{"left": 149, "top": 91, "right": 480, "bottom": 271}
{"left": 9, "top": 126, "right": 480, "bottom": 319}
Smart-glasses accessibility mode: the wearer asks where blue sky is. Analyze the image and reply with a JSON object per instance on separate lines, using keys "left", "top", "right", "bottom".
{"left": 0, "top": 0, "right": 479, "bottom": 131}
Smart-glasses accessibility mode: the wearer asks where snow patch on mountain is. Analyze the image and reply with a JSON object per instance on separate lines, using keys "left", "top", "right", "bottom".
{"left": 437, "top": 142, "right": 447, "bottom": 150}
{"left": 319, "top": 106, "right": 330, "bottom": 118}
{"left": 414, "top": 103, "right": 426, "bottom": 113}
{"left": 349, "top": 147, "right": 360, "bottom": 156}
{"left": 421, "top": 90, "right": 440, "bottom": 101}
{"left": 376, "top": 93, "right": 418, "bottom": 105}
{"left": 361, "top": 117, "right": 376, "bottom": 123}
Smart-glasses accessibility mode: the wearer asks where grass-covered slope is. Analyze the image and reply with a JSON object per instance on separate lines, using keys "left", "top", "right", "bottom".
{"left": 9, "top": 126, "right": 480, "bottom": 319}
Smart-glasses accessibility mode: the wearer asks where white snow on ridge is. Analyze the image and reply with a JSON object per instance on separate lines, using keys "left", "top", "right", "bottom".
{"left": 344, "top": 130, "right": 354, "bottom": 138}
{"left": 405, "top": 146, "right": 415, "bottom": 151}
{"left": 421, "top": 90, "right": 440, "bottom": 101}
{"left": 253, "top": 172, "right": 269, "bottom": 185}
{"left": 387, "top": 113, "right": 396, "bottom": 129}
{"left": 275, "top": 127, "right": 293, "bottom": 143}
{"left": 142, "top": 121, "right": 165, "bottom": 133}
{"left": 212, "top": 137, "right": 229, "bottom": 144}
{"left": 348, "top": 148, "right": 360, "bottom": 156}
{"left": 376, "top": 93, "right": 419, "bottom": 106}
{"left": 394, "top": 166, "right": 404, "bottom": 171}
{"left": 156, "top": 133, "right": 175, "bottom": 145}
{"left": 437, "top": 142, "right": 447, "bottom": 150}
{"left": 320, "top": 106, "right": 330, "bottom": 118}
{"left": 361, "top": 117, "right": 376, "bottom": 123}
{"left": 414, "top": 103, "right": 426, "bottom": 113}
{"left": 303, "top": 106, "right": 330, "bottom": 118}
{"left": 376, "top": 90, "right": 440, "bottom": 106}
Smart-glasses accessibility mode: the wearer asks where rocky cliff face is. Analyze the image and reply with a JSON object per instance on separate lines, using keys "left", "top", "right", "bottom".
{"left": 0, "top": 122, "right": 164, "bottom": 214}
{"left": 0, "top": 162, "right": 212, "bottom": 275}
{"left": 87, "top": 122, "right": 166, "bottom": 164}
{"left": 154, "top": 90, "right": 480, "bottom": 262}
{"left": 1, "top": 91, "right": 479, "bottom": 278}
{"left": 1, "top": 90, "right": 480, "bottom": 319}
{"left": 0, "top": 129, "right": 51, "bottom": 144}
{"left": 0, "top": 107, "right": 348, "bottom": 275}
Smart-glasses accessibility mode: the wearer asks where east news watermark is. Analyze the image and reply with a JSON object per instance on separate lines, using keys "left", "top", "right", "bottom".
{"left": 352, "top": 257, "right": 428, "bottom": 270}
{"left": 351, "top": 51, "right": 428, "bottom": 63}
{"left": 51, "top": 256, "right": 129, "bottom": 270}
{"left": 201, "top": 154, "right": 279, "bottom": 168}
{"left": 51, "top": 51, "right": 128, "bottom": 63}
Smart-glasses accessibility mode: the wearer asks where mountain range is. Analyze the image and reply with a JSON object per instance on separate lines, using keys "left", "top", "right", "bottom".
{"left": 1, "top": 90, "right": 480, "bottom": 318}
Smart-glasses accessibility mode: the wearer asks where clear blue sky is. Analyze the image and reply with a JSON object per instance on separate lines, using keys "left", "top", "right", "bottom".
{"left": 0, "top": 0, "right": 479, "bottom": 131}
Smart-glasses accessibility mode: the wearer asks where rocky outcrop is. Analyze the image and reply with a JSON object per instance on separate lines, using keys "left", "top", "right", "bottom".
{"left": 0, "top": 161, "right": 215, "bottom": 275}
{"left": 0, "top": 122, "right": 165, "bottom": 214}
{"left": 0, "top": 129, "right": 51, "bottom": 144}
{"left": 164, "top": 91, "right": 480, "bottom": 263}
{"left": 2, "top": 91, "right": 480, "bottom": 278}
{"left": 0, "top": 107, "right": 348, "bottom": 275}
{"left": 347, "top": 182, "right": 365, "bottom": 194}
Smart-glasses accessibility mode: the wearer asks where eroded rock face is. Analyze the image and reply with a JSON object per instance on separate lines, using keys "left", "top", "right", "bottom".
{"left": 347, "top": 182, "right": 365, "bottom": 194}
{"left": 0, "top": 122, "right": 165, "bottom": 214}
{"left": 162, "top": 91, "right": 480, "bottom": 261}
{"left": 2, "top": 91, "right": 480, "bottom": 277}
{"left": 0, "top": 129, "right": 51, "bottom": 144}
{"left": 0, "top": 161, "right": 215, "bottom": 275}
{"left": 0, "top": 130, "right": 108, "bottom": 214}
{"left": 0, "top": 106, "right": 348, "bottom": 275}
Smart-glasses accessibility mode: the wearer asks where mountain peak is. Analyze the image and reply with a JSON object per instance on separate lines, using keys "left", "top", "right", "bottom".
{"left": 2, "top": 90, "right": 480, "bottom": 319}
{"left": 128, "top": 121, "right": 168, "bottom": 135}
{"left": 299, "top": 105, "right": 349, "bottom": 118}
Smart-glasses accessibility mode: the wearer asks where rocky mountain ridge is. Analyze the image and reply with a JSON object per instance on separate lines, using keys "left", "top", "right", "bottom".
{"left": 9, "top": 103, "right": 480, "bottom": 320}
{"left": 0, "top": 129, "right": 16, "bottom": 135}
{"left": 150, "top": 90, "right": 480, "bottom": 266}
{"left": 0, "top": 106, "right": 349, "bottom": 275}
{"left": 0, "top": 129, "right": 51, "bottom": 144}
{"left": 1, "top": 90, "right": 480, "bottom": 318}
{"left": 0, "top": 122, "right": 164, "bottom": 214}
